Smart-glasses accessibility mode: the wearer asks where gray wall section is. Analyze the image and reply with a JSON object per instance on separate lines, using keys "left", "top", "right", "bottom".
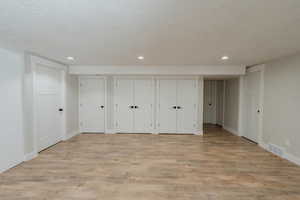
{"left": 23, "top": 54, "right": 35, "bottom": 154}
{"left": 66, "top": 74, "right": 79, "bottom": 136}
{"left": 263, "top": 54, "right": 300, "bottom": 158}
{"left": 224, "top": 78, "right": 240, "bottom": 133}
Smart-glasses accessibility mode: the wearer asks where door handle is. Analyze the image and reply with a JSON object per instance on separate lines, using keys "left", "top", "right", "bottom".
{"left": 134, "top": 106, "right": 138, "bottom": 109}
{"left": 173, "top": 106, "right": 177, "bottom": 109}
{"left": 129, "top": 106, "right": 134, "bottom": 109}
{"left": 177, "top": 106, "right": 181, "bottom": 109}
{"left": 58, "top": 108, "right": 63, "bottom": 112}
{"left": 100, "top": 106, "right": 104, "bottom": 109}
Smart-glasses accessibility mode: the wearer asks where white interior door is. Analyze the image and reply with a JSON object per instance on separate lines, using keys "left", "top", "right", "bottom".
{"left": 203, "top": 80, "right": 217, "bottom": 124}
{"left": 79, "top": 78, "right": 105, "bottom": 133}
{"left": 134, "top": 79, "right": 153, "bottom": 133}
{"left": 157, "top": 79, "right": 177, "bottom": 133}
{"left": 115, "top": 79, "right": 134, "bottom": 132}
{"left": 244, "top": 71, "right": 261, "bottom": 142}
{"left": 36, "top": 64, "right": 63, "bottom": 152}
{"left": 177, "top": 80, "right": 198, "bottom": 133}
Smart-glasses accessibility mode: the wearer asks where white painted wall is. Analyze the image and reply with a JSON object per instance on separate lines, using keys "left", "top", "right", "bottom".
{"left": 0, "top": 48, "right": 24, "bottom": 173}
{"left": 23, "top": 54, "right": 34, "bottom": 155}
{"left": 263, "top": 54, "right": 300, "bottom": 160}
{"left": 224, "top": 78, "right": 240, "bottom": 135}
{"left": 65, "top": 74, "right": 79, "bottom": 139}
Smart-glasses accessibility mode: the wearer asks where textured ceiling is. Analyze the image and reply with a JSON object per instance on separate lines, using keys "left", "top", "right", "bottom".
{"left": 0, "top": 0, "right": 300, "bottom": 65}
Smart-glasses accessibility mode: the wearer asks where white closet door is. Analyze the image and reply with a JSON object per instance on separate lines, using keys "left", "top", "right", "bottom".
{"left": 157, "top": 79, "right": 177, "bottom": 133}
{"left": 244, "top": 71, "right": 261, "bottom": 142}
{"left": 36, "top": 64, "right": 63, "bottom": 152}
{"left": 203, "top": 80, "right": 217, "bottom": 124}
{"left": 79, "top": 78, "right": 105, "bottom": 133}
{"left": 177, "top": 80, "right": 198, "bottom": 133}
{"left": 115, "top": 79, "right": 134, "bottom": 132}
{"left": 134, "top": 79, "right": 153, "bottom": 133}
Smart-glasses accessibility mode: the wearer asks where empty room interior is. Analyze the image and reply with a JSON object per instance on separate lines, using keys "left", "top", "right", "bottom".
{"left": 1, "top": 1, "right": 300, "bottom": 199}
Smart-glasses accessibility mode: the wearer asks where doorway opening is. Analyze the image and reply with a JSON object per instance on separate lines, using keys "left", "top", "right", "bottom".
{"left": 203, "top": 80, "right": 225, "bottom": 128}
{"left": 203, "top": 77, "right": 241, "bottom": 136}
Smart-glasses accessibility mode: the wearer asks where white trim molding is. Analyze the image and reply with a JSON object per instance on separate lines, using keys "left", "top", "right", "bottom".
{"left": 285, "top": 153, "right": 300, "bottom": 166}
{"left": 24, "top": 151, "right": 38, "bottom": 162}
{"left": 259, "top": 142, "right": 300, "bottom": 166}
{"left": 0, "top": 158, "right": 24, "bottom": 174}
{"left": 223, "top": 126, "right": 239, "bottom": 136}
{"left": 63, "top": 130, "right": 80, "bottom": 141}
{"left": 70, "top": 65, "right": 246, "bottom": 75}
{"left": 194, "top": 129, "right": 204, "bottom": 136}
{"left": 105, "top": 129, "right": 117, "bottom": 134}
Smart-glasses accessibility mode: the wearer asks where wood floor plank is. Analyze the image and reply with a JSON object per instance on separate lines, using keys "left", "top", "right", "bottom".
{"left": 1, "top": 126, "right": 300, "bottom": 200}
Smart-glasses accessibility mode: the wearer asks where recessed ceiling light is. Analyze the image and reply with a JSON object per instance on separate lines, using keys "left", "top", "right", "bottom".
{"left": 137, "top": 56, "right": 144, "bottom": 60}
{"left": 67, "top": 56, "right": 74, "bottom": 61}
{"left": 221, "top": 56, "right": 229, "bottom": 60}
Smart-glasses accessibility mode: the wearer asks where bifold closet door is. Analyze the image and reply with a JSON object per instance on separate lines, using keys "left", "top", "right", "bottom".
{"left": 114, "top": 79, "right": 134, "bottom": 132}
{"left": 36, "top": 64, "right": 63, "bottom": 151}
{"left": 157, "top": 78, "right": 198, "bottom": 134}
{"left": 79, "top": 78, "right": 105, "bottom": 133}
{"left": 177, "top": 80, "right": 198, "bottom": 133}
{"left": 134, "top": 79, "right": 153, "bottom": 133}
{"left": 157, "top": 79, "right": 177, "bottom": 133}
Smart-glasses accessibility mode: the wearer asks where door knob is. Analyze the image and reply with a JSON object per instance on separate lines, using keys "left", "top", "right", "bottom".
{"left": 58, "top": 108, "right": 63, "bottom": 112}
{"left": 173, "top": 106, "right": 177, "bottom": 109}
{"left": 130, "top": 106, "right": 134, "bottom": 109}
{"left": 177, "top": 106, "right": 181, "bottom": 109}
{"left": 134, "top": 106, "right": 138, "bottom": 109}
{"left": 100, "top": 106, "right": 104, "bottom": 109}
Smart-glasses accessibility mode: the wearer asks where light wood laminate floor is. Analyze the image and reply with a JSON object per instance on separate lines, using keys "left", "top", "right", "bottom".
{"left": 1, "top": 126, "right": 300, "bottom": 200}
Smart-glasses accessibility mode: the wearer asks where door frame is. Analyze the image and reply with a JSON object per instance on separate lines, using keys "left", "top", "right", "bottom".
{"left": 31, "top": 56, "right": 67, "bottom": 155}
{"left": 113, "top": 76, "right": 155, "bottom": 133}
{"left": 240, "top": 64, "right": 265, "bottom": 144}
{"left": 78, "top": 76, "right": 107, "bottom": 133}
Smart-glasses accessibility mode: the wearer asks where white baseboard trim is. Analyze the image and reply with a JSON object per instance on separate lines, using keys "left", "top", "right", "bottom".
{"left": 259, "top": 142, "right": 300, "bottom": 166}
{"left": 223, "top": 126, "right": 239, "bottom": 136}
{"left": 285, "top": 152, "right": 300, "bottom": 166}
{"left": 105, "top": 129, "right": 116, "bottom": 134}
{"left": 24, "top": 151, "right": 38, "bottom": 162}
{"left": 259, "top": 141, "right": 269, "bottom": 151}
{"left": 194, "top": 129, "right": 203, "bottom": 136}
{"left": 63, "top": 130, "right": 80, "bottom": 141}
{"left": 0, "top": 158, "right": 24, "bottom": 174}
